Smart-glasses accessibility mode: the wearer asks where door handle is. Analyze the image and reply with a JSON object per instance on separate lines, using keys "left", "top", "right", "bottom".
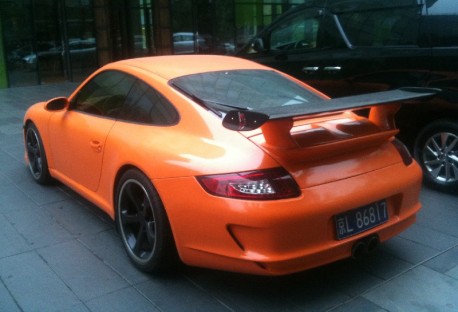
{"left": 324, "top": 66, "right": 341, "bottom": 72}
{"left": 90, "top": 140, "right": 103, "bottom": 153}
{"left": 302, "top": 66, "right": 320, "bottom": 73}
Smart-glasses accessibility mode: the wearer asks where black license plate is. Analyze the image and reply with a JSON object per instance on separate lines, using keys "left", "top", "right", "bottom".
{"left": 334, "top": 200, "right": 388, "bottom": 240}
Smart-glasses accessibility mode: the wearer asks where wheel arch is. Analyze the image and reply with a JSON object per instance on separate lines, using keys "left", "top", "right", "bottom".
{"left": 113, "top": 165, "right": 181, "bottom": 270}
{"left": 113, "top": 164, "right": 140, "bottom": 217}
{"left": 112, "top": 164, "right": 171, "bottom": 221}
{"left": 23, "top": 105, "right": 56, "bottom": 170}
{"left": 397, "top": 107, "right": 458, "bottom": 150}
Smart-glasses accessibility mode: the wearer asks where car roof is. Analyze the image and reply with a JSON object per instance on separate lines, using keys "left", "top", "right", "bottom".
{"left": 111, "top": 55, "right": 269, "bottom": 80}
{"left": 294, "top": 0, "right": 420, "bottom": 12}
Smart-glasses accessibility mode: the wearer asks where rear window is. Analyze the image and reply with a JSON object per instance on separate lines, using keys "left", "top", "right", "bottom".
{"left": 170, "top": 70, "right": 325, "bottom": 113}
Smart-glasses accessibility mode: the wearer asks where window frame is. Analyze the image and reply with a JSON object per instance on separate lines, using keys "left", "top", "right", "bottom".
{"left": 71, "top": 70, "right": 180, "bottom": 126}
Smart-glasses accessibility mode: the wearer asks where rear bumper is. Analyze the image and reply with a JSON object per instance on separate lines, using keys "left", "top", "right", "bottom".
{"left": 154, "top": 161, "right": 422, "bottom": 275}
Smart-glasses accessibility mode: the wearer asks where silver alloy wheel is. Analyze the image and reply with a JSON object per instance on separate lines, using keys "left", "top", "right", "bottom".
{"left": 26, "top": 127, "right": 43, "bottom": 180}
{"left": 422, "top": 132, "right": 458, "bottom": 184}
{"left": 118, "top": 178, "right": 157, "bottom": 264}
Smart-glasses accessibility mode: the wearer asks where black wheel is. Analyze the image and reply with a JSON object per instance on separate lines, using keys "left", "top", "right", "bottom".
{"left": 414, "top": 119, "right": 458, "bottom": 191}
{"left": 115, "top": 169, "right": 177, "bottom": 273}
{"left": 25, "top": 123, "right": 52, "bottom": 184}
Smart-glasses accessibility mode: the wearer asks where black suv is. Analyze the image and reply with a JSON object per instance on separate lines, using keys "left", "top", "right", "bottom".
{"left": 237, "top": 0, "right": 458, "bottom": 191}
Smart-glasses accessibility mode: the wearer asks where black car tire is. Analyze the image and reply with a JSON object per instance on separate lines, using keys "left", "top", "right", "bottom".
{"left": 25, "top": 123, "right": 52, "bottom": 184}
{"left": 115, "top": 169, "right": 178, "bottom": 273}
{"left": 414, "top": 119, "right": 458, "bottom": 191}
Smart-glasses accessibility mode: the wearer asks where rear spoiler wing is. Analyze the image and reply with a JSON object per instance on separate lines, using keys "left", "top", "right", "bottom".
{"left": 222, "top": 87, "right": 439, "bottom": 131}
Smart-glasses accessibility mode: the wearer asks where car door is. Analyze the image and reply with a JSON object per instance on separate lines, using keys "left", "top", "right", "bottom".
{"left": 239, "top": 6, "right": 336, "bottom": 87}
{"left": 239, "top": 0, "right": 430, "bottom": 98}
{"left": 426, "top": 0, "right": 458, "bottom": 91}
{"left": 48, "top": 70, "right": 135, "bottom": 191}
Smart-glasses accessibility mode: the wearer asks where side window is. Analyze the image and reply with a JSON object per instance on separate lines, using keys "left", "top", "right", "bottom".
{"left": 269, "top": 10, "right": 344, "bottom": 52}
{"left": 72, "top": 70, "right": 135, "bottom": 117}
{"left": 270, "top": 11, "right": 320, "bottom": 51}
{"left": 427, "top": 16, "right": 458, "bottom": 46}
{"left": 423, "top": 0, "right": 458, "bottom": 47}
{"left": 338, "top": 7, "right": 421, "bottom": 47}
{"left": 118, "top": 79, "right": 179, "bottom": 125}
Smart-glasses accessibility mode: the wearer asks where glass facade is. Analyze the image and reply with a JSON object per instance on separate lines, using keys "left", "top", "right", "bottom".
{"left": 169, "top": 0, "right": 304, "bottom": 56}
{"left": 171, "top": 0, "right": 236, "bottom": 55}
{"left": 0, "top": 0, "right": 96, "bottom": 87}
{"left": 107, "top": 0, "right": 155, "bottom": 60}
{"left": 0, "top": 0, "right": 304, "bottom": 88}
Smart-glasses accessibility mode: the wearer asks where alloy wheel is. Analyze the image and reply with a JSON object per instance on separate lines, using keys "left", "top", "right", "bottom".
{"left": 422, "top": 132, "right": 458, "bottom": 184}
{"left": 26, "top": 127, "right": 43, "bottom": 180}
{"left": 118, "top": 179, "right": 157, "bottom": 262}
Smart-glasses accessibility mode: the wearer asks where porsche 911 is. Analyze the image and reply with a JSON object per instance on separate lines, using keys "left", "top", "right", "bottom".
{"left": 23, "top": 55, "right": 435, "bottom": 275}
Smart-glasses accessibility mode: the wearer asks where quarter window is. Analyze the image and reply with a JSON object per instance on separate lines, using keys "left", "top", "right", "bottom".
{"left": 118, "top": 79, "right": 179, "bottom": 125}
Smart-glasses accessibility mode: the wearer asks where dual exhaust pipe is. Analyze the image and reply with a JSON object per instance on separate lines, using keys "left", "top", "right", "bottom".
{"left": 351, "top": 235, "right": 380, "bottom": 259}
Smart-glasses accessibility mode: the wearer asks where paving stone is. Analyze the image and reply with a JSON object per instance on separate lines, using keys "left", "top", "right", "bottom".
{"left": 1, "top": 140, "right": 26, "bottom": 161}
{"left": 399, "top": 223, "right": 458, "bottom": 251}
{"left": 378, "top": 236, "right": 439, "bottom": 265}
{"left": 86, "top": 287, "right": 160, "bottom": 312}
{"left": 43, "top": 199, "right": 112, "bottom": 237}
{"left": 136, "top": 273, "right": 232, "bottom": 312}
{"left": 424, "top": 246, "right": 458, "bottom": 275}
{"left": 0, "top": 251, "right": 85, "bottom": 312}
{"left": 0, "top": 149, "right": 20, "bottom": 172}
{"left": 78, "top": 229, "right": 150, "bottom": 285}
{"left": 38, "top": 240, "right": 129, "bottom": 301}
{"left": 417, "top": 189, "right": 458, "bottom": 237}
{"left": 329, "top": 297, "right": 386, "bottom": 312}
{"left": 15, "top": 179, "right": 70, "bottom": 206}
{"left": 363, "top": 265, "right": 458, "bottom": 312}
{"left": 0, "top": 213, "right": 31, "bottom": 258}
{"left": 304, "top": 259, "right": 383, "bottom": 298}
{"left": 0, "top": 183, "right": 45, "bottom": 214}
{"left": 4, "top": 200, "right": 73, "bottom": 248}
{"left": 357, "top": 248, "right": 413, "bottom": 280}
{"left": 0, "top": 162, "right": 31, "bottom": 185}
{"left": 0, "top": 171, "right": 16, "bottom": 193}
{"left": 0, "top": 122, "right": 23, "bottom": 136}
{"left": 183, "top": 266, "right": 351, "bottom": 312}
{"left": 0, "top": 279, "right": 22, "bottom": 312}
{"left": 447, "top": 266, "right": 458, "bottom": 280}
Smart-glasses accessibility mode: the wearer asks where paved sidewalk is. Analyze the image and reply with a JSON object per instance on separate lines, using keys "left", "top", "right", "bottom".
{"left": 0, "top": 83, "right": 458, "bottom": 312}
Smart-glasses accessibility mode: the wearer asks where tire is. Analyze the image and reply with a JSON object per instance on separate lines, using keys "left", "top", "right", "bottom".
{"left": 115, "top": 169, "right": 178, "bottom": 273}
{"left": 25, "top": 123, "right": 52, "bottom": 184}
{"left": 414, "top": 119, "right": 458, "bottom": 191}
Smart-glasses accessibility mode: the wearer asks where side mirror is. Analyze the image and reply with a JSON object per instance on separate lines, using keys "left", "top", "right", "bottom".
{"left": 45, "top": 97, "right": 68, "bottom": 111}
{"left": 252, "top": 38, "right": 265, "bottom": 52}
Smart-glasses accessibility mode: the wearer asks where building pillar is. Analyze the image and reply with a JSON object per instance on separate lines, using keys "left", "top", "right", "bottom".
{"left": 153, "top": 0, "right": 173, "bottom": 55}
{"left": 93, "top": 0, "right": 113, "bottom": 66}
{"left": 0, "top": 16, "right": 8, "bottom": 88}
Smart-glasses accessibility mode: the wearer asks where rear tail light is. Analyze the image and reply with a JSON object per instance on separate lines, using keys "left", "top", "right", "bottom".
{"left": 391, "top": 138, "right": 413, "bottom": 166}
{"left": 197, "top": 168, "right": 301, "bottom": 200}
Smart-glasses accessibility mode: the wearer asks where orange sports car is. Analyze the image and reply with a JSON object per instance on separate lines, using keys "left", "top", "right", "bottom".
{"left": 23, "top": 55, "right": 435, "bottom": 275}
